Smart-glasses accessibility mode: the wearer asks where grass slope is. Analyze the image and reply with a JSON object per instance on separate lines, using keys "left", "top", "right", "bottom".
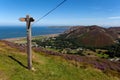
{"left": 0, "top": 41, "right": 119, "bottom": 80}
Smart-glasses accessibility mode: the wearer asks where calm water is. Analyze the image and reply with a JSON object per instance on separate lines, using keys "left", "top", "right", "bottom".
{"left": 0, "top": 26, "right": 68, "bottom": 39}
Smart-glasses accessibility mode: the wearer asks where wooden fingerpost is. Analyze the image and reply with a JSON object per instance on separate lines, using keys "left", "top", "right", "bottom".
{"left": 19, "top": 15, "right": 34, "bottom": 70}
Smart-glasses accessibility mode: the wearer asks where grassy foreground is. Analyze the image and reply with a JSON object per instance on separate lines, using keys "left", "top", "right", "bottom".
{"left": 0, "top": 41, "right": 119, "bottom": 80}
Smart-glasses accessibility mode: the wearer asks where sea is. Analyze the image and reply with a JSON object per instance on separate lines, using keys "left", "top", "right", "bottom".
{"left": 0, "top": 26, "right": 69, "bottom": 39}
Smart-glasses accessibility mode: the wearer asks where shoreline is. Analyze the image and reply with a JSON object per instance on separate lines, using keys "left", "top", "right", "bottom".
{"left": 2, "top": 33, "right": 60, "bottom": 41}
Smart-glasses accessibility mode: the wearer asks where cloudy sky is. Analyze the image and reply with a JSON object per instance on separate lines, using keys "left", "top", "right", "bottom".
{"left": 0, "top": 0, "right": 120, "bottom": 26}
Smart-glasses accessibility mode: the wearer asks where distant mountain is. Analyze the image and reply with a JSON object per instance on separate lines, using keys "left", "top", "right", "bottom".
{"left": 108, "top": 27, "right": 120, "bottom": 32}
{"left": 60, "top": 25, "right": 120, "bottom": 47}
{"left": 108, "top": 27, "right": 120, "bottom": 38}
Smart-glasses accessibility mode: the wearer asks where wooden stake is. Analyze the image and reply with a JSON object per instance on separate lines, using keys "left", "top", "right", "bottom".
{"left": 26, "top": 15, "right": 32, "bottom": 70}
{"left": 20, "top": 15, "right": 34, "bottom": 70}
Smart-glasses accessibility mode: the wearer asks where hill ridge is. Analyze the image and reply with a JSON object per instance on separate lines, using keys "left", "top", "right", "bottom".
{"left": 61, "top": 25, "right": 120, "bottom": 47}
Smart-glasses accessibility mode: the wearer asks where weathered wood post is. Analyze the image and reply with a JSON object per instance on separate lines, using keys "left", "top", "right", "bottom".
{"left": 19, "top": 15, "right": 34, "bottom": 70}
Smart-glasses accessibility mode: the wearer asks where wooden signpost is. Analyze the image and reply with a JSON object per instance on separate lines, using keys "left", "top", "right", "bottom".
{"left": 19, "top": 15, "right": 34, "bottom": 70}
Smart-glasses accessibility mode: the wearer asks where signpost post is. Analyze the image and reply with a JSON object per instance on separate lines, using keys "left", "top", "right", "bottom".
{"left": 19, "top": 15, "right": 34, "bottom": 70}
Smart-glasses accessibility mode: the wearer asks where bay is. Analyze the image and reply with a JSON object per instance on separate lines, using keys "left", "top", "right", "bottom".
{"left": 0, "top": 26, "right": 68, "bottom": 39}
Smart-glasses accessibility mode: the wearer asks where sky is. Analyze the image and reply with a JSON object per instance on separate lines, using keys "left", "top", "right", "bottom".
{"left": 0, "top": 0, "right": 120, "bottom": 26}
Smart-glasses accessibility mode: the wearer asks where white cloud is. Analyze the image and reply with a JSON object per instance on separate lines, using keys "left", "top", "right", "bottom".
{"left": 108, "top": 16, "right": 120, "bottom": 19}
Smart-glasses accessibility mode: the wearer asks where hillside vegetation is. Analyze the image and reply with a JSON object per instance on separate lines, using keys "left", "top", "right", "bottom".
{"left": 32, "top": 26, "right": 120, "bottom": 58}
{"left": 0, "top": 40, "right": 120, "bottom": 80}
{"left": 61, "top": 25, "right": 120, "bottom": 47}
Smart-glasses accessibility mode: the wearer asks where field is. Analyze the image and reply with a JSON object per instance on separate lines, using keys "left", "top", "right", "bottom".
{"left": 0, "top": 40, "right": 119, "bottom": 80}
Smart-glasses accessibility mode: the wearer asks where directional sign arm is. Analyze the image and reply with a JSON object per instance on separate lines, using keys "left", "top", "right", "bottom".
{"left": 19, "top": 18, "right": 26, "bottom": 22}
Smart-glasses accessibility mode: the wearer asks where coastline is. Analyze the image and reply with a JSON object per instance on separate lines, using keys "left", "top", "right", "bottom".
{"left": 2, "top": 33, "right": 60, "bottom": 42}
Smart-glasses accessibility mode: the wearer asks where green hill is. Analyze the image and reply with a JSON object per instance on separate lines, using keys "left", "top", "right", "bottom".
{"left": 0, "top": 40, "right": 119, "bottom": 80}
